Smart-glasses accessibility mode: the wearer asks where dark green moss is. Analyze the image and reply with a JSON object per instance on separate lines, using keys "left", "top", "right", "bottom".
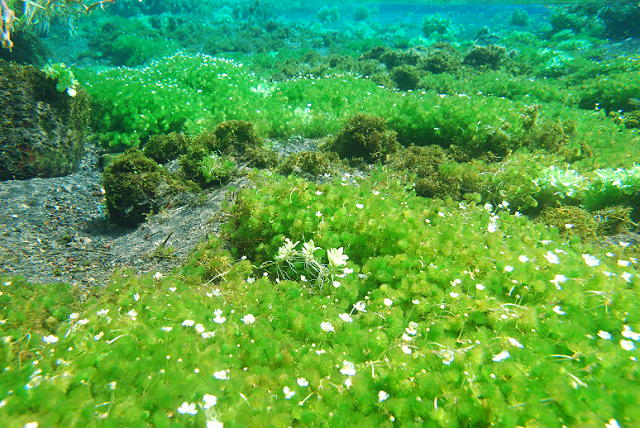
{"left": 463, "top": 45, "right": 506, "bottom": 69}
{"left": 624, "top": 110, "right": 640, "bottom": 129}
{"left": 277, "top": 151, "right": 343, "bottom": 178}
{"left": 594, "top": 206, "right": 633, "bottom": 236}
{"left": 537, "top": 206, "right": 598, "bottom": 242}
{"left": 244, "top": 146, "right": 279, "bottom": 169}
{"left": 390, "top": 65, "right": 421, "bottom": 91}
{"left": 330, "top": 114, "right": 400, "bottom": 164}
{"left": 143, "top": 132, "right": 192, "bottom": 164}
{"left": 103, "top": 150, "right": 195, "bottom": 227}
{"left": 213, "top": 120, "right": 262, "bottom": 156}
{"left": 418, "top": 46, "right": 461, "bottom": 74}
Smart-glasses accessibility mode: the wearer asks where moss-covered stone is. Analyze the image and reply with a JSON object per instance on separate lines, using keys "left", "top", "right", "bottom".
{"left": 0, "top": 59, "right": 90, "bottom": 180}
{"left": 143, "top": 132, "right": 191, "bottom": 164}
{"left": 330, "top": 114, "right": 400, "bottom": 164}
{"left": 244, "top": 146, "right": 279, "bottom": 169}
{"left": 594, "top": 206, "right": 633, "bottom": 236}
{"left": 277, "top": 151, "right": 343, "bottom": 178}
{"left": 390, "top": 65, "right": 421, "bottom": 91}
{"left": 418, "top": 45, "right": 462, "bottom": 74}
{"left": 213, "top": 120, "right": 262, "bottom": 156}
{"left": 537, "top": 206, "right": 598, "bottom": 241}
{"left": 624, "top": 110, "right": 640, "bottom": 129}
{"left": 103, "top": 150, "right": 196, "bottom": 227}
{"left": 463, "top": 45, "right": 506, "bottom": 69}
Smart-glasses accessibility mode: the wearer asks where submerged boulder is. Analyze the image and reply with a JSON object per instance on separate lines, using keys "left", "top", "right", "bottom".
{"left": 0, "top": 60, "right": 90, "bottom": 181}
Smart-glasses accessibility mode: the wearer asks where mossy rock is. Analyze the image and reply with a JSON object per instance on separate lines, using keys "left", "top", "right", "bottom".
{"left": 463, "top": 45, "right": 506, "bottom": 69}
{"left": 244, "top": 146, "right": 279, "bottom": 169}
{"left": 143, "top": 132, "right": 192, "bottom": 163}
{"left": 537, "top": 206, "right": 598, "bottom": 242}
{"left": 594, "top": 206, "right": 633, "bottom": 236}
{"left": 624, "top": 110, "right": 640, "bottom": 129}
{"left": 213, "top": 120, "right": 262, "bottom": 156}
{"left": 390, "top": 65, "right": 421, "bottom": 91}
{"left": 103, "top": 150, "right": 196, "bottom": 227}
{"left": 418, "top": 47, "right": 462, "bottom": 74}
{"left": 0, "top": 59, "right": 90, "bottom": 180}
{"left": 330, "top": 114, "right": 400, "bottom": 164}
{"left": 277, "top": 151, "right": 343, "bottom": 178}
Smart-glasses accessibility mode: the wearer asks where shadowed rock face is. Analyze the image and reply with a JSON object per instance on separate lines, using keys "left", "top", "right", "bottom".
{"left": 0, "top": 59, "right": 90, "bottom": 181}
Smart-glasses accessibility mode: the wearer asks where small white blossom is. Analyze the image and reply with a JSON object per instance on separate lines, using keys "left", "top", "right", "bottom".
{"left": 69, "top": 313, "right": 79, "bottom": 320}
{"left": 297, "top": 377, "right": 309, "bottom": 387}
{"left": 339, "top": 313, "right": 353, "bottom": 323}
{"left": 302, "top": 240, "right": 320, "bottom": 260}
{"left": 241, "top": 314, "right": 256, "bottom": 325}
{"left": 182, "top": 319, "right": 195, "bottom": 327}
{"left": 332, "top": 281, "right": 342, "bottom": 288}
{"left": 177, "top": 402, "right": 198, "bottom": 415}
{"left": 378, "top": 391, "right": 389, "bottom": 402}
{"left": 449, "top": 292, "right": 460, "bottom": 298}
{"left": 276, "top": 238, "right": 300, "bottom": 261}
{"left": 283, "top": 386, "right": 296, "bottom": 399}
{"left": 544, "top": 251, "right": 560, "bottom": 264}
{"left": 401, "top": 345, "right": 412, "bottom": 355}
{"left": 383, "top": 298, "right": 393, "bottom": 307}
{"left": 550, "top": 274, "right": 568, "bottom": 290}
{"left": 605, "top": 419, "right": 621, "bottom": 428}
{"left": 206, "top": 420, "right": 223, "bottom": 428}
{"left": 518, "top": 255, "right": 529, "bottom": 263}
{"left": 213, "top": 370, "right": 229, "bottom": 380}
{"left": 620, "top": 340, "right": 635, "bottom": 351}
{"left": 492, "top": 350, "right": 510, "bottom": 362}
{"left": 127, "top": 310, "right": 138, "bottom": 320}
{"left": 213, "top": 309, "right": 226, "bottom": 324}
{"left": 507, "top": 337, "right": 524, "bottom": 348}
{"left": 487, "top": 223, "right": 498, "bottom": 233}
{"left": 597, "top": 330, "right": 612, "bottom": 340}
{"left": 153, "top": 272, "right": 163, "bottom": 280}
{"left": 353, "top": 301, "right": 366, "bottom": 312}
{"left": 133, "top": 293, "right": 140, "bottom": 302}
{"left": 246, "top": 277, "right": 256, "bottom": 284}
{"left": 161, "top": 326, "right": 173, "bottom": 332}
{"left": 621, "top": 272, "right": 633, "bottom": 283}
{"left": 582, "top": 254, "right": 600, "bottom": 267}
{"left": 320, "top": 322, "right": 335, "bottom": 333}
{"left": 339, "top": 360, "right": 356, "bottom": 376}
{"left": 553, "top": 306, "right": 566, "bottom": 315}
{"left": 327, "top": 247, "right": 349, "bottom": 268}
{"left": 202, "top": 394, "right": 217, "bottom": 409}
{"left": 504, "top": 265, "right": 514, "bottom": 272}
{"left": 622, "top": 325, "right": 640, "bottom": 341}
{"left": 42, "top": 335, "right": 59, "bottom": 344}
{"left": 475, "top": 283, "right": 485, "bottom": 291}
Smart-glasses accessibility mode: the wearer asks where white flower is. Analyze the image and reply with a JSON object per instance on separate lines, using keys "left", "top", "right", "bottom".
{"left": 605, "top": 419, "right": 621, "bottom": 428}
{"left": 206, "top": 420, "right": 224, "bottom": 428}
{"left": 550, "top": 274, "right": 568, "bottom": 290}
{"left": 161, "top": 326, "right": 173, "bottom": 332}
{"left": 320, "top": 321, "right": 335, "bottom": 332}
{"left": 412, "top": 298, "right": 420, "bottom": 304}
{"left": 127, "top": 310, "right": 138, "bottom": 320}
{"left": 406, "top": 322, "right": 418, "bottom": 336}
{"left": 487, "top": 223, "right": 497, "bottom": 233}
{"left": 507, "top": 337, "right": 524, "bottom": 348}
{"left": 66, "top": 87, "right": 77, "bottom": 97}
{"left": 617, "top": 260, "right": 631, "bottom": 267}
{"left": 182, "top": 319, "right": 195, "bottom": 327}
{"left": 553, "top": 306, "right": 566, "bottom": 315}
{"left": 241, "top": 314, "right": 256, "bottom": 325}
{"left": 283, "top": 386, "right": 296, "bottom": 399}
{"left": 202, "top": 394, "right": 217, "bottom": 409}
{"left": 195, "top": 324, "right": 205, "bottom": 334}
{"left": 449, "top": 292, "right": 460, "bottom": 298}
{"left": 94, "top": 332, "right": 104, "bottom": 341}
{"left": 620, "top": 340, "right": 635, "bottom": 351}
{"left": 339, "top": 313, "right": 353, "bottom": 323}
{"left": 353, "top": 301, "right": 366, "bottom": 312}
{"left": 582, "top": 254, "right": 600, "bottom": 267}
{"left": 383, "top": 298, "right": 393, "bottom": 307}
{"left": 492, "top": 350, "right": 510, "bottom": 362}
{"left": 246, "top": 277, "right": 256, "bottom": 284}
{"left": 339, "top": 360, "right": 356, "bottom": 376}
{"left": 544, "top": 251, "right": 560, "bottom": 264}
{"left": 378, "top": 390, "right": 389, "bottom": 402}
{"left": 504, "top": 265, "right": 514, "bottom": 272}
{"left": 475, "top": 283, "right": 485, "bottom": 291}
{"left": 213, "top": 309, "right": 226, "bottom": 324}
{"left": 302, "top": 240, "right": 320, "bottom": 260}
{"left": 133, "top": 293, "right": 140, "bottom": 302}
{"left": 97, "top": 309, "right": 109, "bottom": 317}
{"left": 344, "top": 378, "right": 352, "bottom": 389}
{"left": 69, "top": 313, "right": 79, "bottom": 320}
{"left": 401, "top": 345, "right": 412, "bottom": 355}
{"left": 315, "top": 211, "right": 322, "bottom": 217}
{"left": 597, "top": 330, "right": 612, "bottom": 340}
{"left": 327, "top": 247, "right": 349, "bottom": 268}
{"left": 440, "top": 350, "right": 455, "bottom": 365}
{"left": 177, "top": 402, "right": 198, "bottom": 415}
{"left": 76, "top": 319, "right": 89, "bottom": 326}
{"left": 276, "top": 238, "right": 300, "bottom": 260}
{"left": 622, "top": 325, "right": 640, "bottom": 341}
{"left": 518, "top": 255, "right": 529, "bottom": 263}
{"left": 42, "top": 335, "right": 59, "bottom": 344}
{"left": 213, "top": 370, "right": 229, "bottom": 380}
{"left": 355, "top": 203, "right": 364, "bottom": 209}
{"left": 344, "top": 267, "right": 354, "bottom": 274}
{"left": 153, "top": 272, "right": 163, "bottom": 280}
{"left": 621, "top": 272, "right": 633, "bottom": 283}
{"left": 23, "top": 423, "right": 38, "bottom": 428}
{"left": 332, "top": 281, "right": 342, "bottom": 288}
{"left": 297, "top": 377, "right": 309, "bottom": 387}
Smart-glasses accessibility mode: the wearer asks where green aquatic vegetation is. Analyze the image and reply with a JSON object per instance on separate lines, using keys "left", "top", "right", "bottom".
{"left": 329, "top": 114, "right": 400, "bottom": 164}
{"left": 1, "top": 170, "right": 640, "bottom": 427}
{"left": 537, "top": 206, "right": 599, "bottom": 242}
{"left": 142, "top": 132, "right": 192, "bottom": 164}
{"left": 276, "top": 151, "right": 344, "bottom": 178}
{"left": 390, "top": 64, "right": 421, "bottom": 91}
{"left": 103, "top": 150, "right": 197, "bottom": 226}
{"left": 42, "top": 63, "right": 78, "bottom": 93}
